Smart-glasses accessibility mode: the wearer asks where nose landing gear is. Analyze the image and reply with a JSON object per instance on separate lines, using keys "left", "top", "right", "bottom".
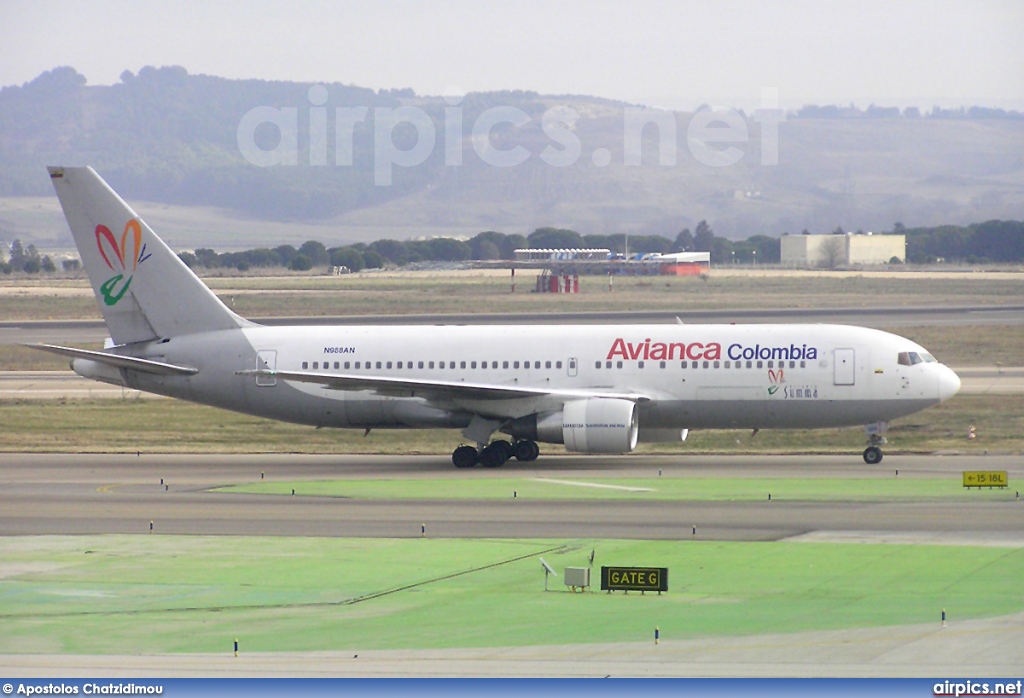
{"left": 862, "top": 422, "right": 888, "bottom": 464}
{"left": 863, "top": 433, "right": 887, "bottom": 464}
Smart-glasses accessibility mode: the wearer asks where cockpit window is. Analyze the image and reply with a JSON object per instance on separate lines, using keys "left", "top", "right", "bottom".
{"left": 898, "top": 351, "right": 935, "bottom": 365}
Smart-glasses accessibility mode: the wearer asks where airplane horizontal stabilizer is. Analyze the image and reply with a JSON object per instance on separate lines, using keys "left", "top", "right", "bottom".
{"left": 28, "top": 344, "right": 199, "bottom": 376}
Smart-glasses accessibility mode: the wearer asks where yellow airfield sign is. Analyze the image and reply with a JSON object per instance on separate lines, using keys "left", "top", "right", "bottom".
{"left": 962, "top": 471, "right": 1008, "bottom": 488}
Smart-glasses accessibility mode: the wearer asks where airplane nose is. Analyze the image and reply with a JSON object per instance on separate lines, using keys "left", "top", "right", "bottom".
{"left": 938, "top": 367, "right": 961, "bottom": 402}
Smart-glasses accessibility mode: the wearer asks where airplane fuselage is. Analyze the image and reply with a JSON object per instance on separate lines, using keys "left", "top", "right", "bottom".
{"left": 85, "top": 323, "right": 959, "bottom": 434}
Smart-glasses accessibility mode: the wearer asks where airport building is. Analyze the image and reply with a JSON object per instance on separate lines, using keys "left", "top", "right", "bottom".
{"left": 511, "top": 249, "right": 710, "bottom": 276}
{"left": 781, "top": 233, "right": 905, "bottom": 267}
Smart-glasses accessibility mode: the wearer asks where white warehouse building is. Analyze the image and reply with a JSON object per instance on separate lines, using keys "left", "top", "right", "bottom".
{"left": 781, "top": 233, "right": 906, "bottom": 267}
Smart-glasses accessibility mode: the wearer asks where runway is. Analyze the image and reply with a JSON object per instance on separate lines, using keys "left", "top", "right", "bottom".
{"left": 1, "top": 452, "right": 1021, "bottom": 677}
{"left": 1, "top": 453, "right": 1021, "bottom": 542}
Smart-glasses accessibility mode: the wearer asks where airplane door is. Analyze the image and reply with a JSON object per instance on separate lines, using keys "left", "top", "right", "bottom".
{"left": 567, "top": 357, "right": 578, "bottom": 377}
{"left": 256, "top": 350, "right": 277, "bottom": 387}
{"left": 834, "top": 348, "right": 855, "bottom": 386}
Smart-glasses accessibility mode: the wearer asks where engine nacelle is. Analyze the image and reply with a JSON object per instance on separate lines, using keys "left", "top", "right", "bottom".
{"left": 506, "top": 398, "right": 639, "bottom": 454}
{"left": 561, "top": 398, "right": 639, "bottom": 453}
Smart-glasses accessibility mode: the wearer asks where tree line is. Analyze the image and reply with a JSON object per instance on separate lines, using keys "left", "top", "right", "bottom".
{"left": 0, "top": 239, "right": 79, "bottom": 274}
{"left": 170, "top": 221, "right": 782, "bottom": 272}
{"left": 901, "top": 220, "right": 1024, "bottom": 264}
{"left": 4, "top": 219, "right": 1022, "bottom": 275}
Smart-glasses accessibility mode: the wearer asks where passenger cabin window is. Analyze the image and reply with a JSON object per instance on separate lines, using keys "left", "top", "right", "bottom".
{"left": 302, "top": 361, "right": 308, "bottom": 369}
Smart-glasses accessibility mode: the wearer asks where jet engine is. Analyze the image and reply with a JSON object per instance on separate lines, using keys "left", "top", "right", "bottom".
{"left": 505, "top": 398, "right": 639, "bottom": 454}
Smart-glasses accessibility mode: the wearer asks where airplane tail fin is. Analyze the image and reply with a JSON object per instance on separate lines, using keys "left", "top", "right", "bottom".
{"left": 48, "top": 166, "right": 251, "bottom": 345}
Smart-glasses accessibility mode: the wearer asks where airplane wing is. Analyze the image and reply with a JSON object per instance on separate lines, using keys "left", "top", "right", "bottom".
{"left": 236, "top": 368, "right": 650, "bottom": 403}
{"left": 29, "top": 343, "right": 199, "bottom": 376}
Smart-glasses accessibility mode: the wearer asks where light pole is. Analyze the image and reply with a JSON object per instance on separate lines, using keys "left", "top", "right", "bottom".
{"left": 752, "top": 250, "right": 757, "bottom": 266}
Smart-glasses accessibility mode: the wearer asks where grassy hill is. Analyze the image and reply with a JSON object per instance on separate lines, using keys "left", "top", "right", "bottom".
{"left": 2, "top": 66, "right": 1023, "bottom": 250}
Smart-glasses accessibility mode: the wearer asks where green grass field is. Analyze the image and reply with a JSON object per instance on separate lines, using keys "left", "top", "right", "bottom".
{"left": 221, "top": 476, "right": 1019, "bottom": 502}
{"left": 0, "top": 536, "right": 1020, "bottom": 654}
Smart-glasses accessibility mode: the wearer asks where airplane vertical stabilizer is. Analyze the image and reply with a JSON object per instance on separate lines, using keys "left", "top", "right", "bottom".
{"left": 48, "top": 166, "right": 250, "bottom": 345}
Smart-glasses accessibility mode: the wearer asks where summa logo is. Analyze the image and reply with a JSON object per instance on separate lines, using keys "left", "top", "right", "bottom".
{"left": 768, "top": 368, "right": 784, "bottom": 395}
{"left": 95, "top": 219, "right": 151, "bottom": 306}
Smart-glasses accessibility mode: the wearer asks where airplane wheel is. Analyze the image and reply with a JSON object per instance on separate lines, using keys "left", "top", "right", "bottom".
{"left": 452, "top": 445, "right": 479, "bottom": 468}
{"left": 493, "top": 440, "right": 515, "bottom": 462}
{"left": 513, "top": 439, "right": 540, "bottom": 462}
{"left": 863, "top": 446, "right": 883, "bottom": 465}
{"left": 480, "top": 442, "right": 509, "bottom": 468}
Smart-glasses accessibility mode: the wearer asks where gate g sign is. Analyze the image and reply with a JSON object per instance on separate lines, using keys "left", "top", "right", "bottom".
{"left": 600, "top": 566, "right": 668, "bottom": 592}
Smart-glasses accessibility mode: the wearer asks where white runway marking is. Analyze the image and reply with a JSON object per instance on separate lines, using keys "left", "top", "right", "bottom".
{"left": 531, "top": 478, "right": 653, "bottom": 492}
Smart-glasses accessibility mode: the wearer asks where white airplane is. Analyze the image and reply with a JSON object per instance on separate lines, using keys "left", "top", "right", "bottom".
{"left": 37, "top": 166, "right": 960, "bottom": 466}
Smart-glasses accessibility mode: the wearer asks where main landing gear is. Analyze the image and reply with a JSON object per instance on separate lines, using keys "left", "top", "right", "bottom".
{"left": 451, "top": 439, "right": 540, "bottom": 468}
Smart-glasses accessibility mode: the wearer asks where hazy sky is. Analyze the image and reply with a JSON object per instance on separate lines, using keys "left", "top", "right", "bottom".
{"left": 3, "top": 0, "right": 1022, "bottom": 110}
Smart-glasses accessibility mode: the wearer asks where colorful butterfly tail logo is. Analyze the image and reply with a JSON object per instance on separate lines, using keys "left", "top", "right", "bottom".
{"left": 95, "top": 218, "right": 151, "bottom": 306}
{"left": 768, "top": 368, "right": 785, "bottom": 395}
